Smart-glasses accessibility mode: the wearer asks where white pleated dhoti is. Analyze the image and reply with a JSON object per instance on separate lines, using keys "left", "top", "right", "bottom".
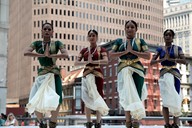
{"left": 159, "top": 73, "right": 182, "bottom": 117}
{"left": 81, "top": 74, "right": 109, "bottom": 116}
{"left": 26, "top": 73, "right": 60, "bottom": 114}
{"left": 117, "top": 66, "right": 148, "bottom": 120}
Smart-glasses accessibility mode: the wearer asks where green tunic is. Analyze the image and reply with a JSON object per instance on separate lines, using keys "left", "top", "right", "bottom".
{"left": 112, "top": 38, "right": 148, "bottom": 73}
{"left": 111, "top": 38, "right": 149, "bottom": 98}
{"left": 30, "top": 40, "right": 64, "bottom": 104}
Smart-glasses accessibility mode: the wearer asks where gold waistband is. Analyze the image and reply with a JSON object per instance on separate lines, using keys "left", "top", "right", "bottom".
{"left": 162, "top": 65, "right": 176, "bottom": 70}
{"left": 41, "top": 65, "right": 57, "bottom": 69}
{"left": 85, "top": 66, "right": 100, "bottom": 70}
{"left": 119, "top": 58, "right": 139, "bottom": 65}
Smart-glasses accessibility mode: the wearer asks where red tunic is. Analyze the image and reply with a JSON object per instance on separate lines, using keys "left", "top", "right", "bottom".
{"left": 78, "top": 46, "right": 107, "bottom": 97}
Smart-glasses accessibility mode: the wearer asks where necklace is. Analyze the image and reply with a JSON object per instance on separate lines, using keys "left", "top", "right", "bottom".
{"left": 89, "top": 47, "right": 97, "bottom": 57}
{"left": 42, "top": 41, "right": 50, "bottom": 52}
{"left": 165, "top": 45, "right": 173, "bottom": 58}
{"left": 124, "top": 38, "right": 135, "bottom": 49}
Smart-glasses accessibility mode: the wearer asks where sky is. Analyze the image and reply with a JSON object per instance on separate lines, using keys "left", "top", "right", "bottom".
{"left": 163, "top": 0, "right": 168, "bottom": 8}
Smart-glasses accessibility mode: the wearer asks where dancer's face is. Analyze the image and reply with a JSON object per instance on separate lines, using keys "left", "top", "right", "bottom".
{"left": 41, "top": 24, "right": 53, "bottom": 38}
{"left": 87, "top": 31, "right": 98, "bottom": 45}
{"left": 164, "top": 30, "right": 174, "bottom": 44}
{"left": 125, "top": 21, "right": 137, "bottom": 39}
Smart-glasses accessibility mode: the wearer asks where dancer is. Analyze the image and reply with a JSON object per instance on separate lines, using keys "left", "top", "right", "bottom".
{"left": 150, "top": 29, "right": 186, "bottom": 128}
{"left": 24, "top": 22, "right": 69, "bottom": 128}
{"left": 75, "top": 29, "right": 109, "bottom": 128}
{"left": 109, "top": 20, "right": 150, "bottom": 128}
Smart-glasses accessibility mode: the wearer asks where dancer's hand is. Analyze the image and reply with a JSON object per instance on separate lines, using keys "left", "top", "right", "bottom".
{"left": 164, "top": 46, "right": 170, "bottom": 60}
{"left": 88, "top": 52, "right": 93, "bottom": 63}
{"left": 127, "top": 40, "right": 133, "bottom": 53}
{"left": 44, "top": 43, "right": 50, "bottom": 57}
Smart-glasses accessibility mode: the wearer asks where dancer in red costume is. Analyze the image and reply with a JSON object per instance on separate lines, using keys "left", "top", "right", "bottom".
{"left": 75, "top": 30, "right": 109, "bottom": 128}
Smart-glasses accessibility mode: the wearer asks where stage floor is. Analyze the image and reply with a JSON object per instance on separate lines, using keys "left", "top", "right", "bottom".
{"left": 1, "top": 125, "right": 191, "bottom": 128}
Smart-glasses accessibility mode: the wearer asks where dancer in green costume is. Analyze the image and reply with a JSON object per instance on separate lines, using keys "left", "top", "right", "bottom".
{"left": 109, "top": 20, "right": 150, "bottom": 128}
{"left": 24, "top": 22, "right": 69, "bottom": 128}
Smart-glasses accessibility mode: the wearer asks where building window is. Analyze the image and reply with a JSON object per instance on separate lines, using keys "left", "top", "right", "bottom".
{"left": 59, "top": 33, "right": 62, "bottom": 39}
{"left": 55, "top": 20, "right": 58, "bottom": 27}
{"left": 72, "top": 22, "right": 74, "bottom": 29}
{"left": 38, "top": 9, "right": 40, "bottom": 15}
{"left": 41, "top": 9, "right": 44, "bottom": 14}
{"left": 67, "top": 44, "right": 70, "bottom": 50}
{"left": 68, "top": 22, "right": 70, "bottom": 28}
{"left": 34, "top": 21, "right": 36, "bottom": 27}
{"left": 109, "top": 99, "right": 112, "bottom": 108}
{"left": 51, "top": 8, "right": 53, "bottom": 14}
{"left": 63, "top": 34, "right": 66, "bottom": 39}
{"left": 34, "top": 33, "right": 36, "bottom": 39}
{"left": 186, "top": 63, "right": 189, "bottom": 71}
{"left": 145, "top": 100, "right": 147, "bottom": 109}
{"left": 109, "top": 67, "right": 112, "bottom": 76}
{"left": 60, "top": 9, "right": 62, "bottom": 15}
{"left": 103, "top": 68, "right": 106, "bottom": 77}
{"left": 104, "top": 83, "right": 107, "bottom": 93}
{"left": 64, "top": 21, "right": 66, "bottom": 28}
{"left": 60, "top": 21, "right": 62, "bottom": 27}
{"left": 33, "top": 77, "right": 35, "bottom": 82}
{"left": 37, "top": 33, "right": 40, "bottom": 39}
{"left": 72, "top": 34, "right": 74, "bottom": 40}
{"left": 55, "top": 33, "right": 58, "bottom": 38}
{"left": 115, "top": 98, "right": 118, "bottom": 108}
{"left": 63, "top": 0, "right": 66, "bottom": 5}
{"left": 72, "top": 11, "right": 74, "bottom": 16}
{"left": 45, "top": 8, "right": 47, "bottom": 14}
{"left": 72, "top": 0, "right": 74, "bottom": 6}
{"left": 154, "top": 99, "right": 157, "bottom": 109}
{"left": 55, "top": 9, "right": 58, "bottom": 15}
{"left": 109, "top": 83, "right": 112, "bottom": 93}
{"left": 34, "top": 10, "right": 36, "bottom": 15}
{"left": 115, "top": 81, "right": 117, "bottom": 92}
{"left": 59, "top": 0, "right": 62, "bottom": 4}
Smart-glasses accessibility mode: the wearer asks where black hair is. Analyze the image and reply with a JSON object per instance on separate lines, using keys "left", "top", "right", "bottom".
{"left": 1, "top": 113, "right": 7, "bottom": 120}
{"left": 125, "top": 20, "right": 138, "bottom": 29}
{"left": 163, "top": 29, "right": 175, "bottom": 37}
{"left": 42, "top": 22, "right": 53, "bottom": 30}
{"left": 87, "top": 29, "right": 98, "bottom": 36}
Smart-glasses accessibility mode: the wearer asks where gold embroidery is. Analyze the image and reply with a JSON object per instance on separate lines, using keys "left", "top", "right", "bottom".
{"left": 118, "top": 58, "right": 144, "bottom": 73}
{"left": 162, "top": 65, "right": 176, "bottom": 70}
{"left": 142, "top": 45, "right": 148, "bottom": 51}
{"left": 119, "top": 58, "right": 139, "bottom": 65}
{"left": 83, "top": 66, "right": 103, "bottom": 78}
{"left": 135, "top": 38, "right": 141, "bottom": 51}
{"left": 112, "top": 45, "right": 118, "bottom": 51}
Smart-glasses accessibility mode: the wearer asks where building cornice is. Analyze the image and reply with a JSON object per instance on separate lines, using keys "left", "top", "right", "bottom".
{"left": 164, "top": 2, "right": 192, "bottom": 17}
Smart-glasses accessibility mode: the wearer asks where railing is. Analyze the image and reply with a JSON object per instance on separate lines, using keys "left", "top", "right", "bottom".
{"left": 17, "top": 116, "right": 192, "bottom": 126}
